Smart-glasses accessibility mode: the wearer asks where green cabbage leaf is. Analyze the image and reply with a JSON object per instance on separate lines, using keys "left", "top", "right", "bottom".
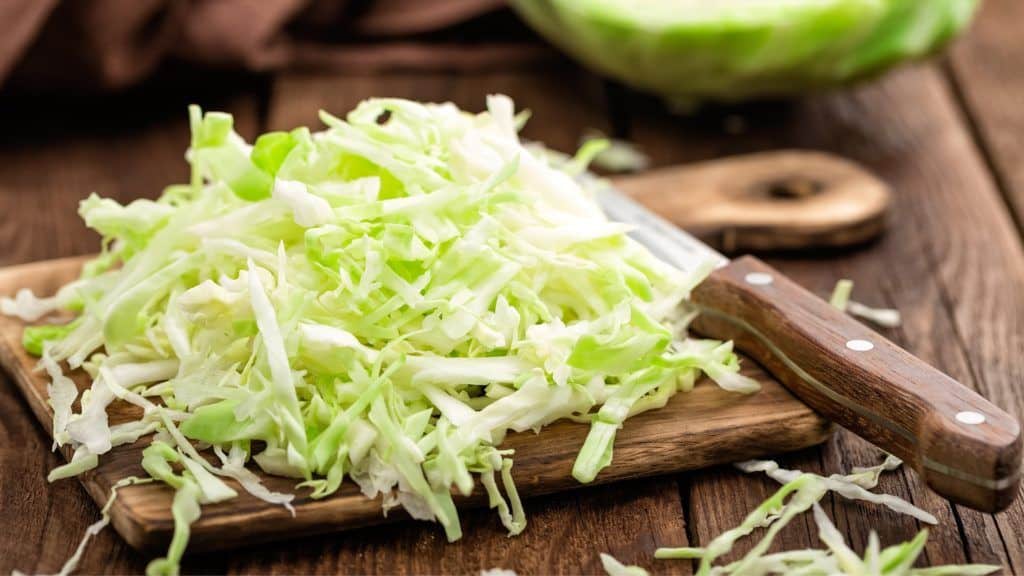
{"left": 512, "top": 0, "right": 978, "bottom": 103}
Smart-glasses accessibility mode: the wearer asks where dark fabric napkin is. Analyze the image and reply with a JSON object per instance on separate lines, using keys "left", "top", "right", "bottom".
{"left": 1, "top": 0, "right": 542, "bottom": 91}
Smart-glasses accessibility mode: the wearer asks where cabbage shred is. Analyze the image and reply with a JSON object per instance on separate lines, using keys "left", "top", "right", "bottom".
{"left": 655, "top": 457, "right": 998, "bottom": 576}
{"left": 5, "top": 95, "right": 759, "bottom": 575}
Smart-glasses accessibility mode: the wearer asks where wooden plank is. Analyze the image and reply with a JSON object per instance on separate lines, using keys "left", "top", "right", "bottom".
{"left": 857, "top": 68, "right": 1024, "bottom": 572}
{"left": 946, "top": 0, "right": 1024, "bottom": 233}
{"left": 0, "top": 117, "right": 185, "bottom": 266}
{"left": 0, "top": 362, "right": 142, "bottom": 574}
{"left": 625, "top": 63, "right": 1024, "bottom": 570}
{"left": 0, "top": 87, "right": 261, "bottom": 267}
{"left": 0, "top": 87, "right": 260, "bottom": 575}
{"left": 183, "top": 478, "right": 691, "bottom": 575}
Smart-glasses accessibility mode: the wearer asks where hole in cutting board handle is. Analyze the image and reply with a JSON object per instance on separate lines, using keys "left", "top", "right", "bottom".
{"left": 613, "top": 149, "right": 892, "bottom": 253}
{"left": 762, "top": 177, "right": 824, "bottom": 200}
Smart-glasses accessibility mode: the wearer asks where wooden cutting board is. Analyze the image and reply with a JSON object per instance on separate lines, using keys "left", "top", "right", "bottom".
{"left": 0, "top": 255, "right": 832, "bottom": 553}
{"left": 613, "top": 150, "right": 891, "bottom": 253}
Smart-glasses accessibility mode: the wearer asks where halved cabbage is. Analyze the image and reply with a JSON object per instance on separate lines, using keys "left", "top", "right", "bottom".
{"left": 512, "top": 0, "right": 978, "bottom": 103}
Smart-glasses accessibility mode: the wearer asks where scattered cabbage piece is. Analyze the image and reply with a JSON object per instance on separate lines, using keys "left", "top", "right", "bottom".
{"left": 831, "top": 278, "right": 902, "bottom": 328}
{"left": 579, "top": 130, "right": 651, "bottom": 174}
{"left": 655, "top": 455, "right": 999, "bottom": 576}
{"left": 41, "top": 343, "right": 79, "bottom": 449}
{"left": 600, "top": 553, "right": 650, "bottom": 576}
{"left": 848, "top": 301, "right": 902, "bottom": 328}
{"left": 8, "top": 95, "right": 756, "bottom": 574}
{"left": 479, "top": 569, "right": 517, "bottom": 576}
{"left": 37, "top": 476, "right": 153, "bottom": 576}
{"left": 1, "top": 283, "right": 82, "bottom": 322}
{"left": 829, "top": 279, "right": 855, "bottom": 310}
{"left": 24, "top": 321, "right": 80, "bottom": 357}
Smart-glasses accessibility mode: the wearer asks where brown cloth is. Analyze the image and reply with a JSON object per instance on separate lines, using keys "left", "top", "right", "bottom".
{"left": 0, "top": 0, "right": 542, "bottom": 92}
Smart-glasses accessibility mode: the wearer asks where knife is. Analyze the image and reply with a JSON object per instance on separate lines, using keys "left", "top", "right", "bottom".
{"left": 596, "top": 181, "right": 1022, "bottom": 513}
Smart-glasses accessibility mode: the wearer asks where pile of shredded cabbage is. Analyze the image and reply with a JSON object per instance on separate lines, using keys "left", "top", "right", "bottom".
{"left": 3, "top": 95, "right": 760, "bottom": 575}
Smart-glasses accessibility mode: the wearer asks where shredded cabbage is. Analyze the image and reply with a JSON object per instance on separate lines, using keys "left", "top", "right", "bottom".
{"left": 847, "top": 301, "right": 902, "bottom": 328}
{"left": 829, "top": 279, "right": 855, "bottom": 310}
{"left": 579, "top": 130, "right": 651, "bottom": 174}
{"left": 655, "top": 456, "right": 998, "bottom": 576}
{"left": 7, "top": 95, "right": 758, "bottom": 574}
{"left": 830, "top": 278, "right": 902, "bottom": 328}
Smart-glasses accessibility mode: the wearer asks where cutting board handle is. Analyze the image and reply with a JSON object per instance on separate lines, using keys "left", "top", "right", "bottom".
{"left": 613, "top": 150, "right": 891, "bottom": 253}
{"left": 690, "top": 256, "right": 1021, "bottom": 512}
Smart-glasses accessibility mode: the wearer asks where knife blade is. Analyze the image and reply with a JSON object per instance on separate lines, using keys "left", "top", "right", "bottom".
{"left": 596, "top": 183, "right": 727, "bottom": 274}
{"left": 595, "top": 180, "right": 1022, "bottom": 513}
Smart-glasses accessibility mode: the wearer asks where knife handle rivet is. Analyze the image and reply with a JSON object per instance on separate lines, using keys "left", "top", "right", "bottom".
{"left": 846, "top": 339, "right": 874, "bottom": 352}
{"left": 956, "top": 411, "right": 986, "bottom": 425}
{"left": 745, "top": 272, "right": 774, "bottom": 286}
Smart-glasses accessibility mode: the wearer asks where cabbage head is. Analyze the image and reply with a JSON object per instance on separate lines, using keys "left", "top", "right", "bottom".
{"left": 511, "top": 0, "right": 978, "bottom": 103}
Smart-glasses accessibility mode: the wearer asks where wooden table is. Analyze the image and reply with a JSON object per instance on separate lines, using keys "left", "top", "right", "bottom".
{"left": 2, "top": 2, "right": 1023, "bottom": 573}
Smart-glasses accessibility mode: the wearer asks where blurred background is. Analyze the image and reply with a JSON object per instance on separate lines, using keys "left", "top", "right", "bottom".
{"left": 0, "top": 0, "right": 997, "bottom": 260}
{"left": 1, "top": 0, "right": 977, "bottom": 97}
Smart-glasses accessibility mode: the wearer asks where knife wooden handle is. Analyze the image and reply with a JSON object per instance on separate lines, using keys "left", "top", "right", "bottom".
{"left": 690, "top": 256, "right": 1021, "bottom": 512}
{"left": 613, "top": 150, "right": 891, "bottom": 253}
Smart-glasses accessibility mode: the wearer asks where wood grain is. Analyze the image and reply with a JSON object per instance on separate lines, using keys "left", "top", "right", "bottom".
{"left": 947, "top": 0, "right": 1024, "bottom": 233}
{"left": 941, "top": 3, "right": 1024, "bottom": 569}
{"left": 613, "top": 150, "right": 891, "bottom": 253}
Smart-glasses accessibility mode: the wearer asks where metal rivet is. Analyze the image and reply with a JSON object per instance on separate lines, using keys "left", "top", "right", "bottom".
{"left": 956, "top": 411, "right": 986, "bottom": 425}
{"left": 745, "top": 272, "right": 774, "bottom": 286}
{"left": 846, "top": 339, "right": 874, "bottom": 351}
